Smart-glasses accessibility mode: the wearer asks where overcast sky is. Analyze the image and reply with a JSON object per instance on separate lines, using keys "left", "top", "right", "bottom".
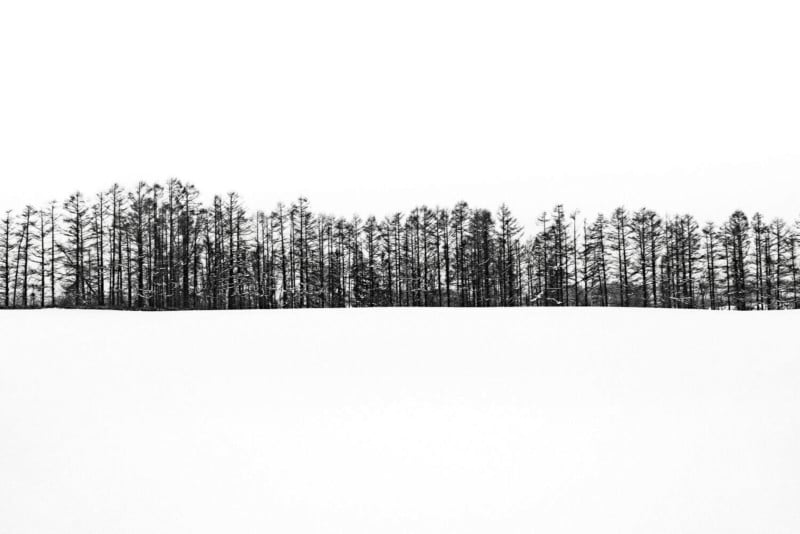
{"left": 1, "top": 0, "right": 799, "bottom": 231}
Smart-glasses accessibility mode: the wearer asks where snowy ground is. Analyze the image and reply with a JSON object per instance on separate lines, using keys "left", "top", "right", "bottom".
{"left": 1, "top": 308, "right": 799, "bottom": 533}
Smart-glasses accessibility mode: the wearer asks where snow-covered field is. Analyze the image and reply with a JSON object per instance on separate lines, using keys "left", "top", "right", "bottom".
{"left": 1, "top": 308, "right": 799, "bottom": 533}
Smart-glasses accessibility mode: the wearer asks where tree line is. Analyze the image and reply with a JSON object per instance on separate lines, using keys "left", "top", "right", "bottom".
{"left": 1, "top": 179, "right": 797, "bottom": 310}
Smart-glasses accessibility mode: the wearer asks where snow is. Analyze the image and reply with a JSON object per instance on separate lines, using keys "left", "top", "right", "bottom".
{"left": 1, "top": 308, "right": 799, "bottom": 533}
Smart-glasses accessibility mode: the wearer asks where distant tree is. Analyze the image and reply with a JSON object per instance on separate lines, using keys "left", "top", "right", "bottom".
{"left": 702, "top": 222, "right": 721, "bottom": 309}
{"left": 587, "top": 214, "right": 609, "bottom": 306}
{"left": 569, "top": 211, "right": 580, "bottom": 306}
{"left": 496, "top": 204, "right": 521, "bottom": 306}
{"left": 630, "top": 209, "right": 651, "bottom": 307}
{"left": 768, "top": 218, "right": 791, "bottom": 308}
{"left": 60, "top": 193, "right": 89, "bottom": 306}
{"left": 49, "top": 202, "right": 58, "bottom": 306}
{"left": 129, "top": 182, "right": 149, "bottom": 308}
{"left": 608, "top": 207, "right": 631, "bottom": 306}
{"left": 1, "top": 211, "right": 11, "bottom": 307}
{"left": 725, "top": 211, "right": 750, "bottom": 310}
{"left": 90, "top": 192, "right": 107, "bottom": 307}
{"left": 36, "top": 208, "right": 51, "bottom": 307}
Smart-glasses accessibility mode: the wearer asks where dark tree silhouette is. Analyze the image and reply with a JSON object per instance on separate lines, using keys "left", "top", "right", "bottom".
{"left": 2, "top": 179, "right": 798, "bottom": 310}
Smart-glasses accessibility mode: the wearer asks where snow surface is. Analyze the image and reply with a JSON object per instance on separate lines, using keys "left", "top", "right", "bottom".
{"left": 1, "top": 308, "right": 799, "bottom": 533}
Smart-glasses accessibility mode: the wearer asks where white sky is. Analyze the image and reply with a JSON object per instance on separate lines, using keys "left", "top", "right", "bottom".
{"left": 2, "top": 0, "right": 799, "bottom": 231}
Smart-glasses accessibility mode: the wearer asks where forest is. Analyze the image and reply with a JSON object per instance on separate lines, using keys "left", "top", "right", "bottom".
{"left": 0, "top": 179, "right": 797, "bottom": 310}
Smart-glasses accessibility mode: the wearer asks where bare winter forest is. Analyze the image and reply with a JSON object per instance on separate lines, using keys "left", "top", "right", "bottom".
{"left": 0, "top": 179, "right": 796, "bottom": 310}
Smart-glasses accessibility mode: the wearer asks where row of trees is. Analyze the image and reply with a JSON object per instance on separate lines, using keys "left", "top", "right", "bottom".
{"left": 1, "top": 180, "right": 798, "bottom": 310}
